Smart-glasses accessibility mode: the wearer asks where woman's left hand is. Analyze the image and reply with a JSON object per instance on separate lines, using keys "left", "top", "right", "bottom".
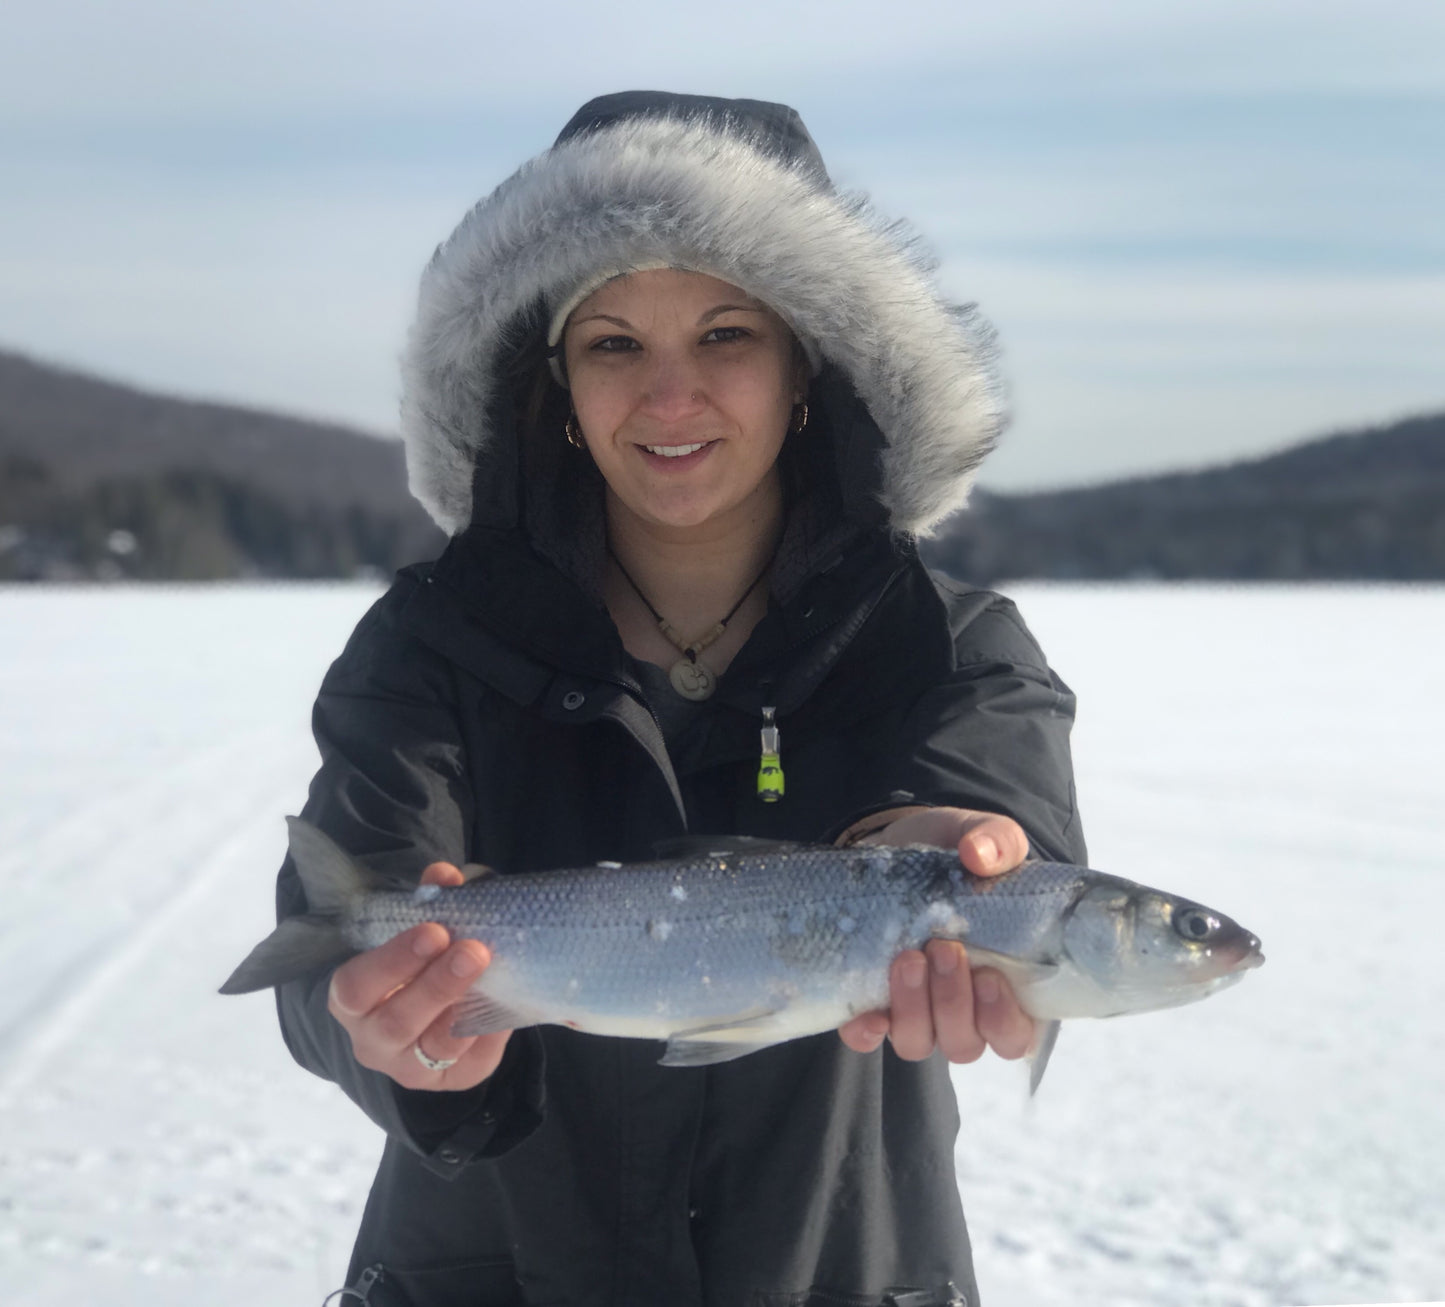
{"left": 836, "top": 807, "right": 1037, "bottom": 1064}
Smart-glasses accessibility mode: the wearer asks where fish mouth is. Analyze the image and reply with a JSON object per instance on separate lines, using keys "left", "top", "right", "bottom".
{"left": 1216, "top": 934, "right": 1265, "bottom": 973}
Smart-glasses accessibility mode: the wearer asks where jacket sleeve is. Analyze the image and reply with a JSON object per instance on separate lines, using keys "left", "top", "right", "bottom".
{"left": 838, "top": 580, "right": 1087, "bottom": 866}
{"left": 272, "top": 577, "right": 545, "bottom": 1171}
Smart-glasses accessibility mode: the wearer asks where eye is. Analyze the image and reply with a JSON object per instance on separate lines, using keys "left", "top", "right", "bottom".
{"left": 588, "top": 334, "right": 640, "bottom": 353}
{"left": 1173, "top": 908, "right": 1221, "bottom": 942}
{"left": 702, "top": 325, "right": 750, "bottom": 344}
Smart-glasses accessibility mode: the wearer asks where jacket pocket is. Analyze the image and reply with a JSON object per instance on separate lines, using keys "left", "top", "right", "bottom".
{"left": 325, "top": 1257, "right": 527, "bottom": 1307}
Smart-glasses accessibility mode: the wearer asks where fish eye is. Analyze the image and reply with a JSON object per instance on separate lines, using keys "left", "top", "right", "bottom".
{"left": 1173, "top": 908, "right": 1221, "bottom": 942}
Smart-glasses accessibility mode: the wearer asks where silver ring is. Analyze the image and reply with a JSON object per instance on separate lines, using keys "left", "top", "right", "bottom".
{"left": 412, "top": 1041, "right": 458, "bottom": 1072}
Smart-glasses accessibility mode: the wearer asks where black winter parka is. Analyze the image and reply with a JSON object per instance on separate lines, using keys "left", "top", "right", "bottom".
{"left": 266, "top": 89, "right": 1086, "bottom": 1307}
{"left": 275, "top": 521, "right": 1085, "bottom": 1307}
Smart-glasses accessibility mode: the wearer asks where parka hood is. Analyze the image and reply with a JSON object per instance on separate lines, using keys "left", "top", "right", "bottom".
{"left": 401, "top": 91, "right": 1006, "bottom": 539}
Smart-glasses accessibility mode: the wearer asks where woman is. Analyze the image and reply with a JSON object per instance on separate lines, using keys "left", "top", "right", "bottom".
{"left": 282, "top": 92, "right": 1085, "bottom": 1306}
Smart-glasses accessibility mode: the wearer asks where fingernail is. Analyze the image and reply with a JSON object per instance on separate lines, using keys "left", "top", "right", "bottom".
{"left": 973, "top": 835, "right": 999, "bottom": 868}
{"left": 975, "top": 971, "right": 1001, "bottom": 1004}
{"left": 930, "top": 944, "right": 959, "bottom": 976}
{"left": 413, "top": 929, "right": 445, "bottom": 960}
{"left": 449, "top": 947, "right": 483, "bottom": 978}
{"left": 901, "top": 958, "right": 927, "bottom": 990}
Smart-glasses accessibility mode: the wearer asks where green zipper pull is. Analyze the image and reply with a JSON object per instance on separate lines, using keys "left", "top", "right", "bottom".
{"left": 757, "top": 706, "right": 784, "bottom": 802}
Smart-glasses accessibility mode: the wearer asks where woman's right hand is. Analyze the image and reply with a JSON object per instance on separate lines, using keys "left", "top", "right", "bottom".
{"left": 326, "top": 861, "right": 512, "bottom": 1092}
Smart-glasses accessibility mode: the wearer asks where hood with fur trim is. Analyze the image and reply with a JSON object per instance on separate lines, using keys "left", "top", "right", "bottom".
{"left": 400, "top": 91, "right": 1006, "bottom": 539}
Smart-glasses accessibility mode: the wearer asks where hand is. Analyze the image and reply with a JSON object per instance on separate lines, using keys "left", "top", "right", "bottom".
{"left": 327, "top": 861, "right": 511, "bottom": 1091}
{"left": 837, "top": 807, "right": 1037, "bottom": 1064}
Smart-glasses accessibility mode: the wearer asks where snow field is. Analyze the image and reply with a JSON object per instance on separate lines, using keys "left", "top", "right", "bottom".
{"left": 0, "top": 586, "right": 387, "bottom": 1305}
{"left": 955, "top": 585, "right": 1445, "bottom": 1307}
{"left": 0, "top": 582, "right": 1441, "bottom": 1306}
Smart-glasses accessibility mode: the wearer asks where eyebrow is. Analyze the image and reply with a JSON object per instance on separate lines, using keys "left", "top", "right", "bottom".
{"left": 699, "top": 303, "right": 767, "bottom": 323}
{"left": 570, "top": 313, "right": 634, "bottom": 330}
{"left": 570, "top": 303, "right": 769, "bottom": 331}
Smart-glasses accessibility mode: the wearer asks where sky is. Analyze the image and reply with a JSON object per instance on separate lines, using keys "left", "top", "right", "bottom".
{"left": 1, "top": 0, "right": 1441, "bottom": 491}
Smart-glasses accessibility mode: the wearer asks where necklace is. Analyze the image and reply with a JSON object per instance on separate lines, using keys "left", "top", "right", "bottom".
{"left": 608, "top": 546, "right": 774, "bottom": 701}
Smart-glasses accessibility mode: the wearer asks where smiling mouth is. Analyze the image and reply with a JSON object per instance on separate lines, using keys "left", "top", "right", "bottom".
{"left": 642, "top": 441, "right": 712, "bottom": 458}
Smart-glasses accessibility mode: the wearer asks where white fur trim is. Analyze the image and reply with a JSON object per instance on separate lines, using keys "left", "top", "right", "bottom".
{"left": 401, "top": 114, "right": 1005, "bottom": 536}
{"left": 546, "top": 259, "right": 671, "bottom": 355}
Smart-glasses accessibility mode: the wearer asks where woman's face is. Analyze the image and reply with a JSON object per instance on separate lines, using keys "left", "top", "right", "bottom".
{"left": 562, "top": 268, "right": 806, "bottom": 538}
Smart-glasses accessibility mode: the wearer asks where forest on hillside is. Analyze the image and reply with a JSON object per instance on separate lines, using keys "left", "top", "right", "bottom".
{"left": 2, "top": 348, "right": 1441, "bottom": 583}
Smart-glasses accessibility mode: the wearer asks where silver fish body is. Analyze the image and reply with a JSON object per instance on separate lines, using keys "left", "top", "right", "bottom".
{"left": 222, "top": 818, "right": 1264, "bottom": 1082}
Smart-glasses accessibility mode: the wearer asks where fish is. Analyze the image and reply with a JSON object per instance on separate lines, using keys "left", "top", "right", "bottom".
{"left": 222, "top": 817, "right": 1264, "bottom": 1090}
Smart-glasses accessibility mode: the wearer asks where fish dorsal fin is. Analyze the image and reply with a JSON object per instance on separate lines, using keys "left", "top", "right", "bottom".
{"left": 651, "top": 834, "right": 805, "bottom": 860}
{"left": 458, "top": 861, "right": 496, "bottom": 883}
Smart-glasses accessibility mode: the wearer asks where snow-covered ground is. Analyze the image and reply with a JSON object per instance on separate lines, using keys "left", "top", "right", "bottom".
{"left": 0, "top": 583, "right": 1440, "bottom": 1307}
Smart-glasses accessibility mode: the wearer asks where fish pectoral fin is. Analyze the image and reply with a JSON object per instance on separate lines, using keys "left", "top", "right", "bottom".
{"left": 660, "top": 1008, "right": 787, "bottom": 1067}
{"left": 960, "top": 946, "right": 1060, "bottom": 990}
{"left": 448, "top": 991, "right": 536, "bottom": 1038}
{"left": 1027, "top": 1019, "right": 1063, "bottom": 1097}
{"left": 954, "top": 947, "right": 1064, "bottom": 1095}
{"left": 457, "top": 861, "right": 496, "bottom": 883}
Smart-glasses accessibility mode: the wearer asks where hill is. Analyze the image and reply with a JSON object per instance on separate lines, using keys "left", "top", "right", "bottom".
{"left": 2, "top": 346, "right": 1440, "bottom": 583}
{"left": 0, "top": 350, "right": 445, "bottom": 580}
{"left": 922, "top": 412, "right": 1445, "bottom": 583}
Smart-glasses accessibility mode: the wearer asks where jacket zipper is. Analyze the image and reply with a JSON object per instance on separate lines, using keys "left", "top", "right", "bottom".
{"left": 322, "top": 1263, "right": 384, "bottom": 1305}
{"left": 756, "top": 705, "right": 785, "bottom": 801}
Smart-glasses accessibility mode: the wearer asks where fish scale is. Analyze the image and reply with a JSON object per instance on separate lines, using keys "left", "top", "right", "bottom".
{"left": 352, "top": 846, "right": 969, "bottom": 1029}
{"left": 221, "top": 820, "right": 1263, "bottom": 1085}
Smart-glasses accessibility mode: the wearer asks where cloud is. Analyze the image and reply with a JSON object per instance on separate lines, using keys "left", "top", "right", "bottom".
{"left": 4, "top": 0, "right": 1442, "bottom": 120}
{"left": 1, "top": 0, "right": 1441, "bottom": 487}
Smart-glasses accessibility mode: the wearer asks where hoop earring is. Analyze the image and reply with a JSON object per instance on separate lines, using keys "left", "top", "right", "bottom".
{"left": 565, "top": 413, "right": 586, "bottom": 449}
{"left": 789, "top": 402, "right": 809, "bottom": 434}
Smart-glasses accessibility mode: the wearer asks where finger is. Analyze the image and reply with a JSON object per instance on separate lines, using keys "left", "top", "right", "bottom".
{"left": 406, "top": 1025, "right": 513, "bottom": 1092}
{"left": 972, "top": 967, "right": 1035, "bottom": 1061}
{"left": 420, "top": 861, "right": 465, "bottom": 887}
{"left": 926, "top": 940, "right": 986, "bottom": 1064}
{"left": 329, "top": 923, "right": 452, "bottom": 1020}
{"left": 837, "top": 1009, "right": 890, "bottom": 1055}
{"left": 412, "top": 1004, "right": 476, "bottom": 1066}
{"left": 361, "top": 938, "right": 491, "bottom": 1060}
{"left": 886, "top": 950, "right": 935, "bottom": 1062}
{"left": 957, "top": 814, "right": 1030, "bottom": 877}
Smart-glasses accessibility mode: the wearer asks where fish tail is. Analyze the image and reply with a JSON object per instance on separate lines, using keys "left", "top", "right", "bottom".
{"left": 218, "top": 817, "right": 387, "bottom": 995}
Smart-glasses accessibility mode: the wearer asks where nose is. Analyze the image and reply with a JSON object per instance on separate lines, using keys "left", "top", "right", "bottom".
{"left": 639, "top": 351, "right": 706, "bottom": 422}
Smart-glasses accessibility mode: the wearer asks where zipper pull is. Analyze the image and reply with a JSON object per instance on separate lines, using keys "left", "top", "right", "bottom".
{"left": 323, "top": 1263, "right": 384, "bottom": 1305}
{"left": 756, "top": 706, "right": 784, "bottom": 802}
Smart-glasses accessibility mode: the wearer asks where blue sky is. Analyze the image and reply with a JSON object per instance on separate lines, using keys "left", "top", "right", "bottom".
{"left": 1, "top": 0, "right": 1441, "bottom": 490}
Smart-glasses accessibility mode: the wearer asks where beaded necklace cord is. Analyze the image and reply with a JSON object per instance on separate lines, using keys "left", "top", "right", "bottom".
{"left": 607, "top": 545, "right": 774, "bottom": 701}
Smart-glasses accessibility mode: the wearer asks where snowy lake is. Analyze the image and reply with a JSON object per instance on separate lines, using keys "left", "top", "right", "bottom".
{"left": 0, "top": 582, "right": 1440, "bottom": 1307}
